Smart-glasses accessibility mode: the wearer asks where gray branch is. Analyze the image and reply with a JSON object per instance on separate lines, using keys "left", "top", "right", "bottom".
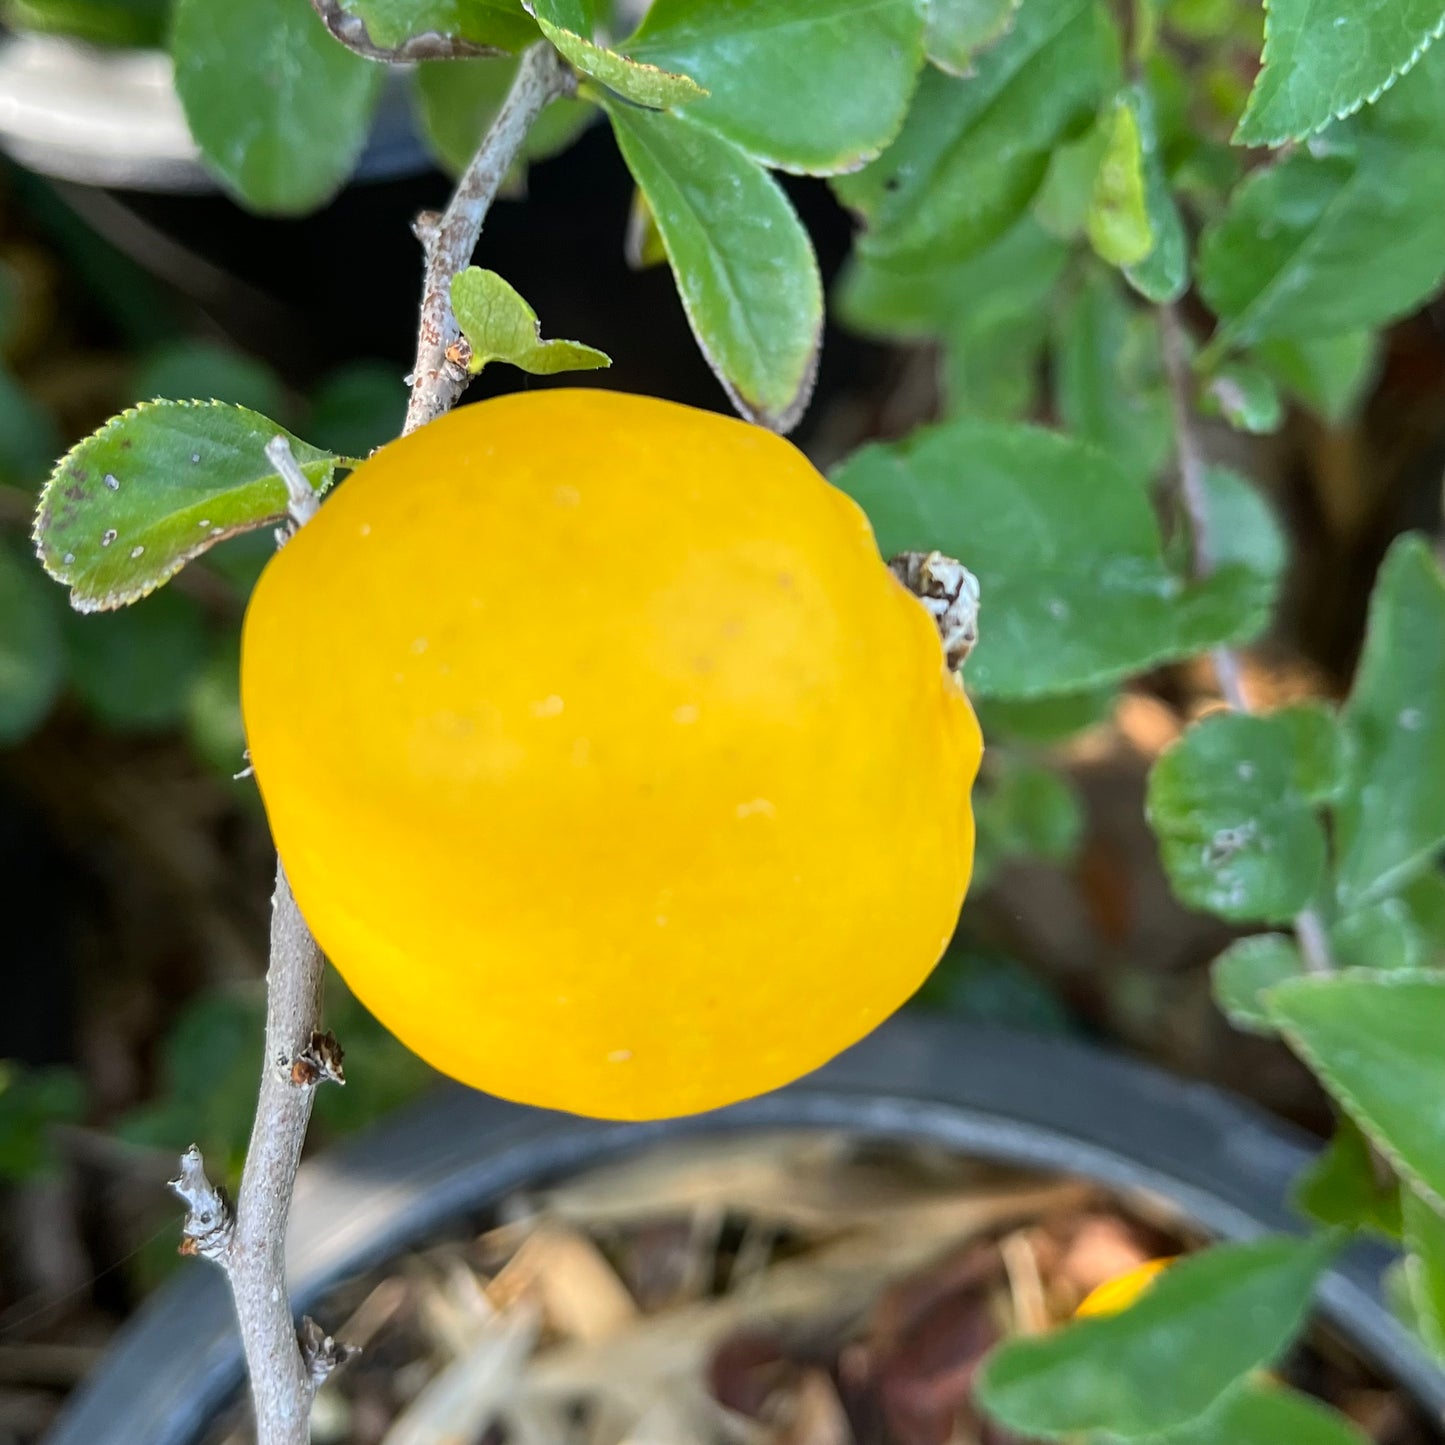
{"left": 309, "top": 0, "right": 509, "bottom": 60}
{"left": 403, "top": 42, "right": 576, "bottom": 436}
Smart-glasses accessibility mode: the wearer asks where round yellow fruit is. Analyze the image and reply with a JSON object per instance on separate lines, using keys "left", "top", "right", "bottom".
{"left": 241, "top": 389, "right": 981, "bottom": 1120}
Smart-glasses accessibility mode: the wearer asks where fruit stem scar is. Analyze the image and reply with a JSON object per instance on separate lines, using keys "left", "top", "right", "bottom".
{"left": 889, "top": 550, "right": 980, "bottom": 672}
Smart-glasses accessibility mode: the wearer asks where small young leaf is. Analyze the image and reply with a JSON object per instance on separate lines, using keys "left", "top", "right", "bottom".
{"left": 525, "top": 0, "right": 705, "bottom": 107}
{"left": 833, "top": 0, "right": 1118, "bottom": 266}
{"left": 450, "top": 268, "right": 611, "bottom": 376}
{"left": 1212, "top": 933, "right": 1301, "bottom": 1033}
{"left": 1335, "top": 536, "right": 1445, "bottom": 908}
{"left": 1123, "top": 79, "right": 1188, "bottom": 303}
{"left": 625, "top": 0, "right": 926, "bottom": 176}
{"left": 605, "top": 101, "right": 822, "bottom": 433}
{"left": 975, "top": 1234, "right": 1332, "bottom": 1439}
{"left": 1147, "top": 710, "right": 1331, "bottom": 923}
{"left": 1294, "top": 1116, "right": 1403, "bottom": 1238}
{"left": 171, "top": 0, "right": 385, "bottom": 214}
{"left": 1236, "top": 0, "right": 1445, "bottom": 147}
{"left": 1268, "top": 970, "right": 1445, "bottom": 1208}
{"left": 1033, "top": 122, "right": 1110, "bottom": 240}
{"left": 831, "top": 421, "right": 1273, "bottom": 699}
{"left": 1256, "top": 331, "right": 1380, "bottom": 425}
{"left": 1087, "top": 98, "right": 1153, "bottom": 267}
{"left": 1203, "top": 361, "right": 1284, "bottom": 434}
{"left": 1403, "top": 1186, "right": 1445, "bottom": 1360}
{"left": 1146, "top": 1381, "right": 1371, "bottom": 1445}
{"left": 1331, "top": 897, "right": 1428, "bottom": 971}
{"left": 34, "top": 400, "right": 338, "bottom": 612}
{"left": 337, "top": 0, "right": 538, "bottom": 50}
{"left": 0, "top": 538, "right": 64, "bottom": 745}
{"left": 924, "top": 0, "right": 1021, "bottom": 74}
{"left": 414, "top": 54, "right": 595, "bottom": 177}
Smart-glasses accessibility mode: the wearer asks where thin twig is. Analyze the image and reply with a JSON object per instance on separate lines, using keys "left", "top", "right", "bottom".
{"left": 309, "top": 0, "right": 507, "bottom": 60}
{"left": 1159, "top": 303, "right": 1334, "bottom": 973}
{"left": 404, "top": 42, "right": 576, "bottom": 435}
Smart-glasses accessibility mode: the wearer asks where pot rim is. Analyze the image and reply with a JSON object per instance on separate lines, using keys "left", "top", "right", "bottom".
{"left": 47, "top": 1015, "right": 1445, "bottom": 1444}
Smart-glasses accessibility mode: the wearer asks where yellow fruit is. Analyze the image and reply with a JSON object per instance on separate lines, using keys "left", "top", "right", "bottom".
{"left": 241, "top": 390, "right": 981, "bottom": 1120}
{"left": 1074, "top": 1258, "right": 1175, "bottom": 1318}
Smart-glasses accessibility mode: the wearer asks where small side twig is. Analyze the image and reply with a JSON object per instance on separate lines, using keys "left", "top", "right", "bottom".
{"left": 169, "top": 1146, "right": 233, "bottom": 1262}
{"left": 404, "top": 41, "right": 576, "bottom": 435}
{"left": 308, "top": 0, "right": 506, "bottom": 60}
{"left": 1159, "top": 303, "right": 1335, "bottom": 974}
{"left": 266, "top": 436, "right": 321, "bottom": 535}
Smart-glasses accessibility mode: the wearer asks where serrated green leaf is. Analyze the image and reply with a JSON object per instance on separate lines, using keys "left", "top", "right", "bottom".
{"left": 1201, "top": 54, "right": 1445, "bottom": 350}
{"left": 1088, "top": 98, "right": 1153, "bottom": 266}
{"left": 605, "top": 101, "right": 821, "bottom": 432}
{"left": 626, "top": 0, "right": 925, "bottom": 176}
{"left": 1256, "top": 331, "right": 1380, "bottom": 425}
{"left": 1138, "top": 1380, "right": 1371, "bottom": 1445}
{"left": 526, "top": 0, "right": 705, "bottom": 107}
{"left": 1236, "top": 0, "right": 1445, "bottom": 147}
{"left": 1204, "top": 361, "right": 1284, "bottom": 434}
{"left": 832, "top": 420, "right": 1272, "bottom": 699}
{"left": 1148, "top": 710, "right": 1332, "bottom": 923}
{"left": 135, "top": 343, "right": 285, "bottom": 419}
{"left": 833, "top": 0, "right": 1118, "bottom": 265}
{"left": 337, "top": 0, "right": 538, "bottom": 49}
{"left": 1053, "top": 269, "right": 1171, "bottom": 485}
{"left": 925, "top": 0, "right": 1020, "bottom": 74}
{"left": 0, "top": 538, "right": 64, "bottom": 745}
{"left": 1332, "top": 897, "right": 1428, "bottom": 970}
{"left": 65, "top": 587, "right": 209, "bottom": 732}
{"left": 975, "top": 1234, "right": 1332, "bottom": 1439}
{"left": 1123, "top": 80, "right": 1188, "bottom": 302}
{"left": 1403, "top": 1186, "right": 1445, "bottom": 1359}
{"left": 1269, "top": 970, "right": 1445, "bottom": 1207}
{"left": 1199, "top": 467, "right": 1288, "bottom": 584}
{"left": 1335, "top": 536, "right": 1445, "bottom": 908}
{"left": 414, "top": 53, "right": 594, "bottom": 178}
{"left": 172, "top": 0, "right": 385, "bottom": 214}
{"left": 1212, "top": 933, "right": 1301, "bottom": 1033}
{"left": 450, "top": 268, "right": 611, "bottom": 376}
{"left": 34, "top": 400, "right": 338, "bottom": 612}
{"left": 1295, "top": 1116, "right": 1402, "bottom": 1238}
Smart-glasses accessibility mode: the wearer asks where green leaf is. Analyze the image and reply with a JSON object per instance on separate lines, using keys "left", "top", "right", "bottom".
{"left": 1087, "top": 97, "right": 1153, "bottom": 267}
{"left": 1268, "top": 970, "right": 1445, "bottom": 1208}
{"left": 1201, "top": 57, "right": 1445, "bottom": 350}
{"left": 1122, "top": 80, "right": 1188, "bottom": 303}
{"left": 1335, "top": 536, "right": 1445, "bottom": 908}
{"left": 307, "top": 362, "right": 407, "bottom": 458}
{"left": 626, "top": 0, "right": 926, "bottom": 176}
{"left": 1256, "top": 331, "right": 1380, "bottom": 425}
{"left": 0, "top": 1064, "right": 85, "bottom": 1183}
{"left": 975, "top": 758, "right": 1085, "bottom": 868}
{"left": 924, "top": 0, "right": 1021, "bottom": 74}
{"left": 65, "top": 588, "right": 209, "bottom": 732}
{"left": 4, "top": 0, "right": 169, "bottom": 46}
{"left": 605, "top": 101, "right": 821, "bottom": 432}
{"left": 336, "top": 0, "right": 538, "bottom": 49}
{"left": 1236, "top": 0, "right": 1445, "bottom": 146}
{"left": 1199, "top": 467, "right": 1288, "bottom": 584}
{"left": 0, "top": 369, "right": 60, "bottom": 489}
{"left": 171, "top": 0, "right": 386, "bottom": 214}
{"left": 1033, "top": 122, "right": 1109, "bottom": 240}
{"left": 34, "top": 400, "right": 339, "bottom": 612}
{"left": 1295, "top": 1116, "right": 1402, "bottom": 1238}
{"left": 186, "top": 637, "right": 248, "bottom": 778}
{"left": 1401, "top": 871, "right": 1445, "bottom": 962}
{"left": 0, "top": 538, "right": 64, "bottom": 745}
{"left": 1147, "top": 709, "right": 1336, "bottom": 923}
{"left": 1052, "top": 269, "right": 1171, "bottom": 485}
{"left": 450, "top": 268, "right": 611, "bottom": 376}
{"left": 1403, "top": 1186, "right": 1445, "bottom": 1359}
{"left": 625, "top": 187, "right": 669, "bottom": 269}
{"left": 135, "top": 343, "right": 285, "bottom": 418}
{"left": 915, "top": 943, "right": 1075, "bottom": 1032}
{"left": 1212, "top": 933, "right": 1301, "bottom": 1033}
{"left": 832, "top": 0, "right": 1118, "bottom": 265}
{"left": 1204, "top": 361, "right": 1284, "bottom": 434}
{"left": 1331, "top": 897, "right": 1428, "bottom": 970}
{"left": 831, "top": 420, "right": 1272, "bottom": 699}
{"left": 975, "top": 1234, "right": 1332, "bottom": 1439}
{"left": 1140, "top": 1381, "right": 1371, "bottom": 1445}
{"left": 526, "top": 0, "right": 705, "bottom": 107}
{"left": 414, "top": 54, "right": 594, "bottom": 178}
{"left": 976, "top": 687, "right": 1115, "bottom": 743}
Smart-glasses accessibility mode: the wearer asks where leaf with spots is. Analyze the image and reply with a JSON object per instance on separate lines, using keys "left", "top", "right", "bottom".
{"left": 34, "top": 400, "right": 338, "bottom": 612}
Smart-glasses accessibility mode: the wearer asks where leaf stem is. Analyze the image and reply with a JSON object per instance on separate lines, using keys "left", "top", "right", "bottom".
{"left": 1159, "top": 303, "right": 1335, "bottom": 974}
{"left": 403, "top": 42, "right": 576, "bottom": 436}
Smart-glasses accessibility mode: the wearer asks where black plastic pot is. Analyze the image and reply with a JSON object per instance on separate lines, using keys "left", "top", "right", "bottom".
{"left": 49, "top": 1014, "right": 1445, "bottom": 1444}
